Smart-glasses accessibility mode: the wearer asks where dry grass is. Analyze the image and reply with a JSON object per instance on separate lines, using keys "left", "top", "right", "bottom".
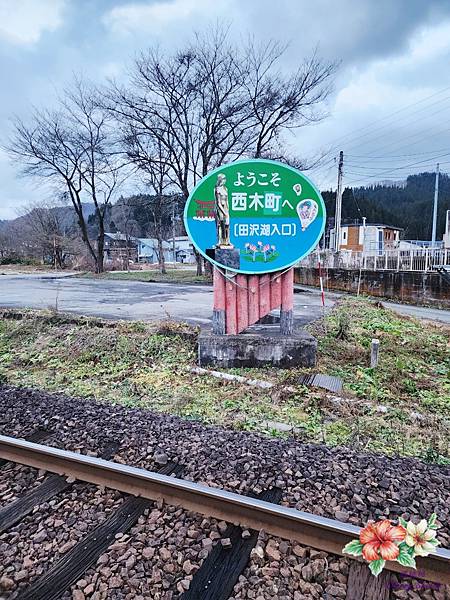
{"left": 0, "top": 299, "right": 449, "bottom": 463}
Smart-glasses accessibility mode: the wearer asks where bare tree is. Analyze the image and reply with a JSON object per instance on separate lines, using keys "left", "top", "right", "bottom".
{"left": 244, "top": 44, "right": 336, "bottom": 159}
{"left": 16, "top": 198, "right": 77, "bottom": 268}
{"left": 140, "top": 141, "right": 173, "bottom": 274}
{"left": 111, "top": 199, "right": 140, "bottom": 271}
{"left": 6, "top": 78, "right": 127, "bottom": 273}
{"left": 108, "top": 29, "right": 251, "bottom": 196}
{"left": 0, "top": 222, "right": 20, "bottom": 261}
{"left": 121, "top": 126, "right": 181, "bottom": 273}
{"left": 105, "top": 28, "right": 336, "bottom": 273}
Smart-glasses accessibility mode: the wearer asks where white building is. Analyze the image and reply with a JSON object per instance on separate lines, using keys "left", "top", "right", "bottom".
{"left": 329, "top": 223, "right": 402, "bottom": 256}
{"left": 444, "top": 210, "right": 450, "bottom": 250}
{"left": 173, "top": 236, "right": 196, "bottom": 263}
{"left": 138, "top": 238, "right": 172, "bottom": 263}
{"left": 137, "top": 236, "right": 196, "bottom": 264}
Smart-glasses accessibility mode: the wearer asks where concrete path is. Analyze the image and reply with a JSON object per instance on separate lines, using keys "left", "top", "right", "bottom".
{"left": 381, "top": 300, "right": 450, "bottom": 324}
{"left": 1, "top": 273, "right": 449, "bottom": 326}
{"left": 0, "top": 273, "right": 333, "bottom": 327}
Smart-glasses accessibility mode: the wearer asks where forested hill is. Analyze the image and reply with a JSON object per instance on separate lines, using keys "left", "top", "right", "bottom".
{"left": 321, "top": 171, "right": 450, "bottom": 240}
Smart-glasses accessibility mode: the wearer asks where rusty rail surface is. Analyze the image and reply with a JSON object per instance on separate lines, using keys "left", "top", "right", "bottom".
{"left": 1, "top": 434, "right": 449, "bottom": 585}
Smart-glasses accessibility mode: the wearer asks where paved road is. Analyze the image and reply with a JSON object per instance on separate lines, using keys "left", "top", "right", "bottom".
{"left": 0, "top": 273, "right": 334, "bottom": 327}
{"left": 381, "top": 300, "right": 450, "bottom": 324}
{"left": 1, "top": 273, "right": 449, "bottom": 326}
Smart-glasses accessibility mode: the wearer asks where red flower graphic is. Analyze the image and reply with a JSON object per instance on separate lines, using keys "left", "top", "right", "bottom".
{"left": 360, "top": 520, "right": 406, "bottom": 562}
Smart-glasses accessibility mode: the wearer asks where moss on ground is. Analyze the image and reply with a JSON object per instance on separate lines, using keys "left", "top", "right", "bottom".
{"left": 0, "top": 298, "right": 448, "bottom": 463}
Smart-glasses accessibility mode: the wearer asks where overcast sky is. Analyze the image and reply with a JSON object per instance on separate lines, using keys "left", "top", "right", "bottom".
{"left": 2, "top": 0, "right": 450, "bottom": 219}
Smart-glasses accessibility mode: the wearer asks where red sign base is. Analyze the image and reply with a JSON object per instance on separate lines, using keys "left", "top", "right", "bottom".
{"left": 212, "top": 267, "right": 294, "bottom": 335}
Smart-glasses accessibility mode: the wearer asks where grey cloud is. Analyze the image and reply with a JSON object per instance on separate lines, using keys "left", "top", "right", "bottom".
{"left": 236, "top": 0, "right": 450, "bottom": 65}
{"left": 2, "top": 0, "right": 450, "bottom": 217}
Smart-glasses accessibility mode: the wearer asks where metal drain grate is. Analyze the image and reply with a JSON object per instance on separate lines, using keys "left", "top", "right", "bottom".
{"left": 298, "top": 373, "right": 343, "bottom": 393}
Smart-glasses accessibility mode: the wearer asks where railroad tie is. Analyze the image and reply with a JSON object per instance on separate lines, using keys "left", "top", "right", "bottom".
{"left": 0, "top": 429, "right": 52, "bottom": 468}
{"left": 0, "top": 441, "right": 118, "bottom": 534}
{"left": 345, "top": 562, "right": 391, "bottom": 600}
{"left": 181, "top": 487, "right": 283, "bottom": 600}
{"left": 15, "top": 461, "right": 184, "bottom": 600}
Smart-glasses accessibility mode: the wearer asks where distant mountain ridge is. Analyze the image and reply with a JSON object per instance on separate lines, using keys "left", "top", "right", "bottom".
{"left": 322, "top": 171, "right": 450, "bottom": 240}
{"left": 2, "top": 173, "right": 449, "bottom": 242}
{"left": 0, "top": 203, "right": 96, "bottom": 234}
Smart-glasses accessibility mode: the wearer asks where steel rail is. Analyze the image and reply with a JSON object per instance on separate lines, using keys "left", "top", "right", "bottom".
{"left": 1, "top": 434, "right": 449, "bottom": 584}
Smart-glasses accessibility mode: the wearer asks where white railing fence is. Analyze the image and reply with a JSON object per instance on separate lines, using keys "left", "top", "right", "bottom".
{"left": 300, "top": 248, "right": 450, "bottom": 273}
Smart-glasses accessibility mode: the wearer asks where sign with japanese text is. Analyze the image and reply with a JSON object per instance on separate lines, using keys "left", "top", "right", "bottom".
{"left": 184, "top": 159, "right": 326, "bottom": 274}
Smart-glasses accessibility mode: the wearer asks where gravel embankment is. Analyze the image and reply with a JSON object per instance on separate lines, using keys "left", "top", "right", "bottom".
{"left": 0, "top": 463, "right": 46, "bottom": 507}
{"left": 2, "top": 483, "right": 123, "bottom": 598}
{"left": 0, "top": 385, "right": 449, "bottom": 599}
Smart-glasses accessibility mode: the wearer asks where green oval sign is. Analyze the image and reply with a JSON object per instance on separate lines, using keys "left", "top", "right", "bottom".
{"left": 184, "top": 159, "right": 326, "bottom": 274}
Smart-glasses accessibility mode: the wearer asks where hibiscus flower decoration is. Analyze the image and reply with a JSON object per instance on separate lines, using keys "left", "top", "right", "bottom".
{"left": 360, "top": 519, "right": 406, "bottom": 562}
{"left": 343, "top": 514, "right": 440, "bottom": 577}
{"left": 404, "top": 519, "right": 438, "bottom": 556}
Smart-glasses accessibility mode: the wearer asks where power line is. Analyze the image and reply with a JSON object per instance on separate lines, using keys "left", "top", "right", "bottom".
{"left": 341, "top": 123, "right": 450, "bottom": 171}
{"left": 346, "top": 148, "right": 450, "bottom": 159}
{"left": 344, "top": 154, "right": 450, "bottom": 186}
{"left": 309, "top": 88, "right": 450, "bottom": 190}
{"left": 345, "top": 150, "right": 450, "bottom": 171}
{"left": 336, "top": 94, "right": 450, "bottom": 156}
{"left": 313, "top": 159, "right": 338, "bottom": 190}
{"left": 320, "top": 83, "right": 450, "bottom": 158}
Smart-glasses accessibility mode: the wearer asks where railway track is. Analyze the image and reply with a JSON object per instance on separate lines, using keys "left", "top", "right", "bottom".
{"left": 1, "top": 433, "right": 449, "bottom": 600}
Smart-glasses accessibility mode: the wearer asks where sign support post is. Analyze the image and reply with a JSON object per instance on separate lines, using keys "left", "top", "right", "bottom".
{"left": 212, "top": 267, "right": 294, "bottom": 336}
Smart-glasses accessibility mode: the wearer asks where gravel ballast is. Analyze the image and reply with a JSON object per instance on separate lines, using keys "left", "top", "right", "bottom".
{"left": 0, "top": 385, "right": 449, "bottom": 599}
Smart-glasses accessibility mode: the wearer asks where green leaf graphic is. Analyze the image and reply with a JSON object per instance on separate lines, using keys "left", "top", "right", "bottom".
{"left": 368, "top": 559, "right": 386, "bottom": 577}
{"left": 342, "top": 540, "right": 364, "bottom": 556}
{"left": 397, "top": 552, "right": 417, "bottom": 569}
{"left": 428, "top": 513, "right": 438, "bottom": 529}
{"left": 427, "top": 537, "right": 440, "bottom": 547}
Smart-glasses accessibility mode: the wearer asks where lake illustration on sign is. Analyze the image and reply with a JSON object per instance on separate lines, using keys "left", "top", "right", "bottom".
{"left": 184, "top": 159, "right": 326, "bottom": 274}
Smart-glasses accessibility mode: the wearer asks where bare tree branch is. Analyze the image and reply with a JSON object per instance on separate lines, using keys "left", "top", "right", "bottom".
{"left": 5, "top": 77, "right": 129, "bottom": 272}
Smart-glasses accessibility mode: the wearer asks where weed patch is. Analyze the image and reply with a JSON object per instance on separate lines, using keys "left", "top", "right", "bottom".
{"left": 1, "top": 299, "right": 449, "bottom": 463}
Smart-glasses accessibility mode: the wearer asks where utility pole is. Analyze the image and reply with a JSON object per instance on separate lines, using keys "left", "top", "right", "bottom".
{"left": 172, "top": 200, "right": 176, "bottom": 267}
{"left": 431, "top": 163, "right": 440, "bottom": 247}
{"left": 334, "top": 151, "right": 344, "bottom": 252}
{"left": 357, "top": 216, "right": 367, "bottom": 297}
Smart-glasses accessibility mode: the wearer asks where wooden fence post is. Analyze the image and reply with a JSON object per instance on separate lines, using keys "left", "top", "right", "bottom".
{"left": 236, "top": 274, "right": 249, "bottom": 333}
{"left": 259, "top": 275, "right": 270, "bottom": 319}
{"left": 248, "top": 275, "right": 259, "bottom": 327}
{"left": 270, "top": 273, "right": 282, "bottom": 310}
{"left": 225, "top": 277, "right": 238, "bottom": 334}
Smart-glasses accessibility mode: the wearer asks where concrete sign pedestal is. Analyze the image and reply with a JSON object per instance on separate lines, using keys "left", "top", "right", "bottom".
{"left": 198, "top": 326, "right": 317, "bottom": 368}
{"left": 203, "top": 266, "right": 317, "bottom": 368}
